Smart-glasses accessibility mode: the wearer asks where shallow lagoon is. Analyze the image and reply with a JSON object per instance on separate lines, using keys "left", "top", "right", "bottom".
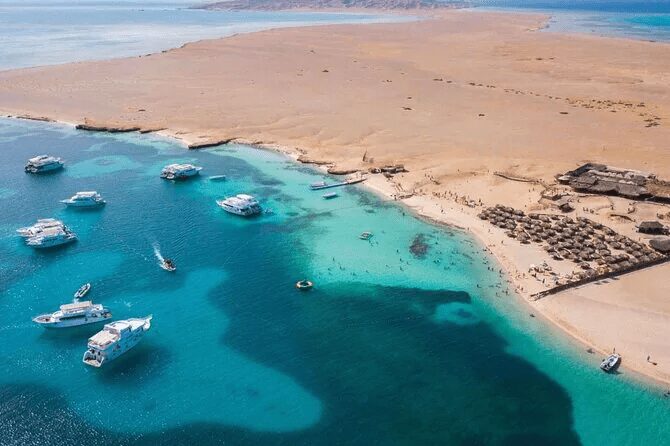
{"left": 0, "top": 118, "right": 668, "bottom": 445}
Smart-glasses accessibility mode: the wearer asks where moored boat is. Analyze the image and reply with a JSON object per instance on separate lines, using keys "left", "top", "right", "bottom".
{"left": 33, "top": 300, "right": 111, "bottom": 328}
{"left": 600, "top": 353, "right": 621, "bottom": 373}
{"left": 309, "top": 177, "right": 366, "bottom": 190}
{"left": 208, "top": 175, "right": 227, "bottom": 182}
{"left": 61, "top": 191, "right": 105, "bottom": 207}
{"left": 17, "top": 218, "right": 64, "bottom": 238}
{"left": 25, "top": 227, "right": 77, "bottom": 249}
{"left": 82, "top": 316, "right": 152, "bottom": 367}
{"left": 310, "top": 181, "right": 327, "bottom": 190}
{"left": 160, "top": 163, "right": 202, "bottom": 180}
{"left": 217, "top": 194, "right": 262, "bottom": 217}
{"left": 323, "top": 192, "right": 338, "bottom": 199}
{"left": 359, "top": 231, "right": 373, "bottom": 240}
{"left": 25, "top": 155, "right": 63, "bottom": 174}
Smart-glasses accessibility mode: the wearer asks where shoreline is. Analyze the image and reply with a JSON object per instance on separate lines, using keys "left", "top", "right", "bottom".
{"left": 2, "top": 7, "right": 670, "bottom": 388}
{"left": 8, "top": 113, "right": 669, "bottom": 389}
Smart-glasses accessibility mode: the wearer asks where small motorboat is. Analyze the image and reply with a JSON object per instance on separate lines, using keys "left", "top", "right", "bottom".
{"left": 310, "top": 181, "right": 328, "bottom": 190}
{"left": 322, "top": 192, "right": 338, "bottom": 199}
{"left": 208, "top": 175, "right": 227, "bottom": 182}
{"left": 600, "top": 353, "right": 621, "bottom": 373}
{"left": 74, "top": 283, "right": 91, "bottom": 300}
{"left": 295, "top": 280, "right": 313, "bottom": 291}
{"left": 160, "top": 258, "right": 176, "bottom": 272}
{"left": 359, "top": 231, "right": 373, "bottom": 240}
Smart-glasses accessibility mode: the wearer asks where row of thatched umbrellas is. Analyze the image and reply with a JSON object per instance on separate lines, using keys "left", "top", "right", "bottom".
{"left": 479, "top": 205, "right": 664, "bottom": 280}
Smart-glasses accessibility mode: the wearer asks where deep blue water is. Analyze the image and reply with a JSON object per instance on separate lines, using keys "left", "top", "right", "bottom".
{"left": 474, "top": 1, "right": 670, "bottom": 41}
{"left": 0, "top": 1, "right": 407, "bottom": 70}
{"left": 1, "top": 119, "right": 669, "bottom": 445}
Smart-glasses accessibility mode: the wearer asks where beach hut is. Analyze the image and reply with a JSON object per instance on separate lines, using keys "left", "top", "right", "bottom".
{"left": 638, "top": 221, "right": 667, "bottom": 235}
{"left": 649, "top": 238, "right": 670, "bottom": 253}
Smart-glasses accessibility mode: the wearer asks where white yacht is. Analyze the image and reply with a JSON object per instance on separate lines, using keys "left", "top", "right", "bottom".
{"left": 26, "top": 227, "right": 76, "bottom": 249}
{"left": 216, "top": 194, "right": 262, "bottom": 217}
{"left": 33, "top": 300, "right": 111, "bottom": 328}
{"left": 25, "top": 155, "right": 64, "bottom": 173}
{"left": 160, "top": 163, "right": 202, "bottom": 180}
{"left": 17, "top": 218, "right": 64, "bottom": 238}
{"left": 61, "top": 191, "right": 106, "bottom": 207}
{"left": 82, "top": 316, "right": 152, "bottom": 368}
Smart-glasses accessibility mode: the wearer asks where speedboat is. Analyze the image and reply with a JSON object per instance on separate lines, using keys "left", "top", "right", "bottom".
{"left": 17, "top": 218, "right": 64, "bottom": 238}
{"left": 217, "top": 194, "right": 262, "bottom": 217}
{"left": 33, "top": 300, "right": 111, "bottom": 328}
{"left": 74, "top": 283, "right": 91, "bottom": 300}
{"left": 25, "top": 155, "right": 64, "bottom": 174}
{"left": 82, "top": 316, "right": 152, "bottom": 368}
{"left": 26, "top": 227, "right": 77, "bottom": 249}
{"left": 160, "top": 163, "right": 202, "bottom": 180}
{"left": 600, "top": 353, "right": 621, "bottom": 373}
{"left": 61, "top": 191, "right": 105, "bottom": 207}
{"left": 160, "top": 258, "right": 176, "bottom": 272}
{"left": 359, "top": 232, "right": 373, "bottom": 240}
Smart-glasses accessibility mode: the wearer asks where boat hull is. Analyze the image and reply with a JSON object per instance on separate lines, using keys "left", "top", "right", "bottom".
{"left": 220, "top": 207, "right": 260, "bottom": 217}
{"left": 33, "top": 313, "right": 112, "bottom": 328}
{"left": 62, "top": 200, "right": 105, "bottom": 207}
{"left": 25, "top": 163, "right": 63, "bottom": 174}
{"left": 161, "top": 169, "right": 201, "bottom": 180}
{"left": 27, "top": 236, "right": 76, "bottom": 249}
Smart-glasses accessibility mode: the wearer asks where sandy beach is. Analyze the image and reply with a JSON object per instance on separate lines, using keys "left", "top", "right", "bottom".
{"left": 1, "top": 8, "right": 670, "bottom": 385}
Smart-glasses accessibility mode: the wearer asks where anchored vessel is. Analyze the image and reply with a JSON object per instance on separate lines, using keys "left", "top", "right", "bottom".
{"left": 33, "top": 300, "right": 111, "bottom": 328}
{"left": 61, "top": 191, "right": 105, "bottom": 207}
{"left": 309, "top": 177, "right": 366, "bottom": 190}
{"left": 17, "top": 218, "right": 64, "bottom": 238}
{"left": 600, "top": 353, "right": 621, "bottom": 372}
{"left": 25, "top": 155, "right": 64, "bottom": 173}
{"left": 217, "top": 194, "right": 262, "bottom": 217}
{"left": 160, "top": 163, "right": 202, "bottom": 180}
{"left": 25, "top": 226, "right": 76, "bottom": 249}
{"left": 82, "top": 316, "right": 152, "bottom": 368}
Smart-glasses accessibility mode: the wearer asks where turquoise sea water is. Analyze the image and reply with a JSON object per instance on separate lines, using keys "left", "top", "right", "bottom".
{"left": 0, "top": 1, "right": 407, "bottom": 70}
{"left": 1, "top": 118, "right": 669, "bottom": 445}
{"left": 474, "top": 1, "right": 670, "bottom": 41}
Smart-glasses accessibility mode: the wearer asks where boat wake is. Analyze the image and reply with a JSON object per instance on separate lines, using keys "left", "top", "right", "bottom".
{"left": 152, "top": 242, "right": 165, "bottom": 265}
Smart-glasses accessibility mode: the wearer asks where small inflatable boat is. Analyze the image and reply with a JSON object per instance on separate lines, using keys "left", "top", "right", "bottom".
{"left": 295, "top": 280, "right": 313, "bottom": 291}
{"left": 73, "top": 283, "right": 91, "bottom": 300}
